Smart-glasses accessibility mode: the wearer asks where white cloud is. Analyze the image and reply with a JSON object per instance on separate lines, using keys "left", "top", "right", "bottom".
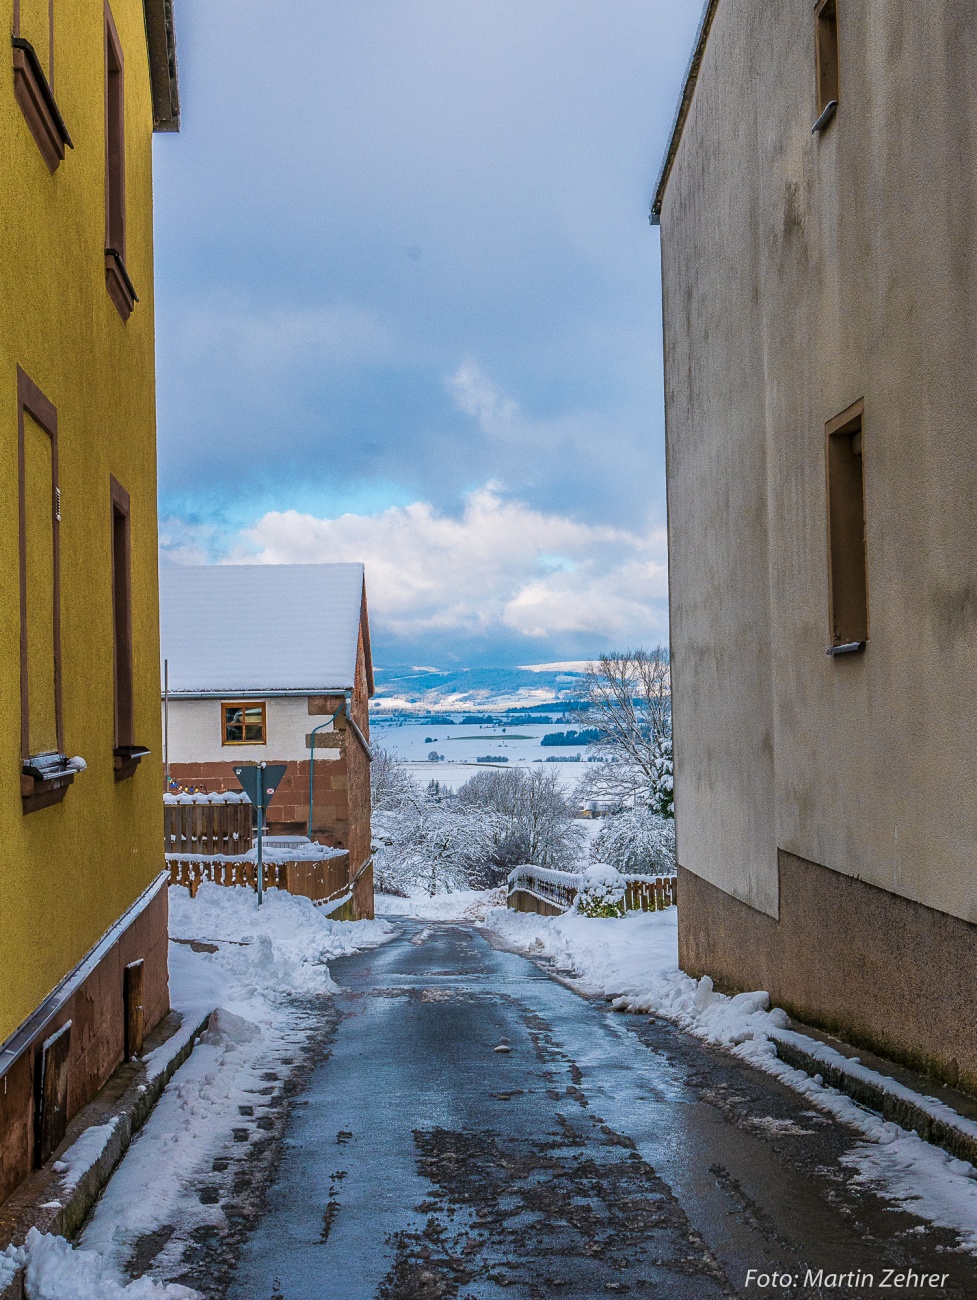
{"left": 447, "top": 360, "right": 520, "bottom": 437}
{"left": 227, "top": 485, "right": 667, "bottom": 645}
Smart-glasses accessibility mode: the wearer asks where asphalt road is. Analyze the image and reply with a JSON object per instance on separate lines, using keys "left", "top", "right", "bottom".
{"left": 224, "top": 920, "right": 977, "bottom": 1300}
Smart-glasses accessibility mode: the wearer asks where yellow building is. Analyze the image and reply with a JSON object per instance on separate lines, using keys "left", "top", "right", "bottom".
{"left": 0, "top": 1, "right": 178, "bottom": 1202}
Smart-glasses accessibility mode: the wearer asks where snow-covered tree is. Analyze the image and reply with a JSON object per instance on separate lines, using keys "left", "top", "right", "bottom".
{"left": 592, "top": 807, "right": 676, "bottom": 876}
{"left": 650, "top": 734, "right": 674, "bottom": 819}
{"left": 455, "top": 767, "right": 584, "bottom": 873}
{"left": 581, "top": 648, "right": 674, "bottom": 813}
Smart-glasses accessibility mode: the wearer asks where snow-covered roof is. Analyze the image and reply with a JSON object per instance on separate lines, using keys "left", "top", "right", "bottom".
{"left": 159, "top": 564, "right": 371, "bottom": 696}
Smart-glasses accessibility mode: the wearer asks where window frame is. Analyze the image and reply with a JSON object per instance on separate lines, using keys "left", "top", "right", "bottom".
{"left": 11, "top": 0, "right": 73, "bottom": 171}
{"left": 110, "top": 476, "right": 135, "bottom": 759}
{"left": 825, "top": 399, "right": 868, "bottom": 654}
{"left": 17, "top": 366, "right": 76, "bottom": 814}
{"left": 813, "top": 0, "right": 840, "bottom": 132}
{"left": 104, "top": 2, "right": 137, "bottom": 320}
{"left": 221, "top": 701, "right": 268, "bottom": 747}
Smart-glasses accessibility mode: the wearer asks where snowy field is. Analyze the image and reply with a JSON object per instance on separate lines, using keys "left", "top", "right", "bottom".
{"left": 379, "top": 891, "right": 977, "bottom": 1254}
{"left": 370, "top": 716, "right": 595, "bottom": 791}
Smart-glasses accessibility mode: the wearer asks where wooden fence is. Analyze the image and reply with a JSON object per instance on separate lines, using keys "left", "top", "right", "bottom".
{"left": 167, "top": 851, "right": 352, "bottom": 914}
{"left": 164, "top": 795, "right": 253, "bottom": 856}
{"left": 507, "top": 865, "right": 677, "bottom": 916}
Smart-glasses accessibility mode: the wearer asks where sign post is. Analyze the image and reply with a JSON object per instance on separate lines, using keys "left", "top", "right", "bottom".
{"left": 231, "top": 762, "right": 287, "bottom": 905}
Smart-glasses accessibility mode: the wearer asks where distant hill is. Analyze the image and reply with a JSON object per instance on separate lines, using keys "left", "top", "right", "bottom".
{"left": 370, "top": 663, "right": 590, "bottom": 714}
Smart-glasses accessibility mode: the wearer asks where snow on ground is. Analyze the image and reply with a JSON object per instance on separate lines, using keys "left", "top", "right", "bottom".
{"left": 376, "top": 887, "right": 507, "bottom": 922}
{"left": 482, "top": 902, "right": 977, "bottom": 1252}
{"left": 2, "top": 886, "right": 393, "bottom": 1299}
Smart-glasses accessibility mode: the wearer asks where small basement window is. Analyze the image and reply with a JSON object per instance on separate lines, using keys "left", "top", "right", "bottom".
{"left": 222, "top": 702, "right": 266, "bottom": 745}
{"left": 814, "top": 0, "right": 840, "bottom": 131}
{"left": 825, "top": 401, "right": 868, "bottom": 651}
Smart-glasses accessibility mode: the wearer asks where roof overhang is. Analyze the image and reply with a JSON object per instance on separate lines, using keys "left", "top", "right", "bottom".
{"left": 143, "top": 0, "right": 179, "bottom": 132}
{"left": 163, "top": 688, "right": 356, "bottom": 700}
{"left": 650, "top": 0, "right": 720, "bottom": 225}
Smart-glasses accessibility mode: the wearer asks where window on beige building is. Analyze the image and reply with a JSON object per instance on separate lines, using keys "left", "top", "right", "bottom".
{"left": 826, "top": 401, "right": 868, "bottom": 649}
{"left": 222, "top": 702, "right": 267, "bottom": 745}
{"left": 815, "top": 0, "right": 840, "bottom": 126}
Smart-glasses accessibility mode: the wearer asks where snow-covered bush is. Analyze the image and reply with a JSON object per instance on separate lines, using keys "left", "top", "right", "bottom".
{"left": 592, "top": 807, "right": 676, "bottom": 876}
{"left": 573, "top": 865, "right": 627, "bottom": 918}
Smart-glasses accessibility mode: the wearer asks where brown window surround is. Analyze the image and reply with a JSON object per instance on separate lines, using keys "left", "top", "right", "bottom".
{"left": 17, "top": 366, "right": 78, "bottom": 814}
{"left": 813, "top": 0, "right": 839, "bottom": 133}
{"left": 222, "top": 702, "right": 267, "bottom": 746}
{"left": 825, "top": 399, "right": 868, "bottom": 655}
{"left": 110, "top": 477, "right": 150, "bottom": 780}
{"left": 11, "top": 0, "right": 73, "bottom": 172}
{"left": 104, "top": 4, "right": 137, "bottom": 321}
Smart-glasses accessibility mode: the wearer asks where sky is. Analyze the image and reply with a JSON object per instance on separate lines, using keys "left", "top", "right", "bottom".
{"left": 153, "top": 0, "right": 704, "bottom": 668}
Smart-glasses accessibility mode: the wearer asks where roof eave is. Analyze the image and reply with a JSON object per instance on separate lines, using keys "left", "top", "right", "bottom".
{"left": 649, "top": 0, "right": 721, "bottom": 225}
{"left": 143, "top": 0, "right": 180, "bottom": 132}
{"left": 162, "top": 687, "right": 356, "bottom": 700}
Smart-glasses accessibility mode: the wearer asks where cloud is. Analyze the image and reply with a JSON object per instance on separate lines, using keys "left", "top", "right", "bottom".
{"left": 221, "top": 485, "right": 667, "bottom": 647}
{"left": 447, "top": 360, "right": 520, "bottom": 437}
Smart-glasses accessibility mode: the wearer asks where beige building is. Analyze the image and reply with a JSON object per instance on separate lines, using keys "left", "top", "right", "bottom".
{"left": 653, "top": 2, "right": 977, "bottom": 1087}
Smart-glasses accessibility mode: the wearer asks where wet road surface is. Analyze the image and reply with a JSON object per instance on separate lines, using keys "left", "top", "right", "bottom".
{"left": 225, "top": 920, "right": 977, "bottom": 1299}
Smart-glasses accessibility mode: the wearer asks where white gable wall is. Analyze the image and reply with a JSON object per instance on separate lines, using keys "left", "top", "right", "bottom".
{"left": 163, "top": 696, "right": 341, "bottom": 766}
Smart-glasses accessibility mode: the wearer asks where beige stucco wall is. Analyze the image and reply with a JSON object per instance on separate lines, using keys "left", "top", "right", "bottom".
{"left": 661, "top": 1, "right": 977, "bottom": 922}
{"left": 164, "top": 696, "right": 340, "bottom": 765}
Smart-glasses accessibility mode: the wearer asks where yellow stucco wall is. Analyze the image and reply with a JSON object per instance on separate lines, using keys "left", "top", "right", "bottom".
{"left": 0, "top": 0, "right": 165, "bottom": 1040}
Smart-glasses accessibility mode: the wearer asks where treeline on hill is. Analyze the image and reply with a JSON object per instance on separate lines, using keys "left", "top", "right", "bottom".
{"left": 540, "top": 728, "right": 600, "bottom": 746}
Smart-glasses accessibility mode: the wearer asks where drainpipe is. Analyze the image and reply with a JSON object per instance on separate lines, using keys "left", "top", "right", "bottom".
{"left": 308, "top": 699, "right": 349, "bottom": 839}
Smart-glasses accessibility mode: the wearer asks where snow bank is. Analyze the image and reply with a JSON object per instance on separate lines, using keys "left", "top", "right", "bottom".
{"left": 482, "top": 905, "right": 977, "bottom": 1251}
{"left": 376, "top": 888, "right": 506, "bottom": 922}
{"left": 54, "top": 886, "right": 393, "bottom": 1289}
{"left": 2, "top": 1228, "right": 197, "bottom": 1298}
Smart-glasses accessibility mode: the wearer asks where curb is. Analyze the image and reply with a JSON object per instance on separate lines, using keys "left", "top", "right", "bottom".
{"left": 770, "top": 1027, "right": 977, "bottom": 1168}
{"left": 0, "top": 1007, "right": 213, "bottom": 1297}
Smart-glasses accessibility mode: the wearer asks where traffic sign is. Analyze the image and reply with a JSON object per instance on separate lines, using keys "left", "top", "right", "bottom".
{"left": 231, "top": 763, "right": 287, "bottom": 905}
{"left": 232, "top": 763, "right": 286, "bottom": 811}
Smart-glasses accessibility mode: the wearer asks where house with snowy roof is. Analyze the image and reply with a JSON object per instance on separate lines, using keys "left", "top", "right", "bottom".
{"left": 158, "top": 564, "right": 375, "bottom": 919}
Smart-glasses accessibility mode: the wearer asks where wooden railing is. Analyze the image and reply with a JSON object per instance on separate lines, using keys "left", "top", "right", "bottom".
{"left": 164, "top": 793, "right": 254, "bottom": 856}
{"left": 507, "top": 865, "right": 677, "bottom": 916}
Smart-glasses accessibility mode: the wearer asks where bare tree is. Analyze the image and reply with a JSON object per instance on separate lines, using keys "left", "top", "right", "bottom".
{"left": 583, "top": 648, "right": 671, "bottom": 803}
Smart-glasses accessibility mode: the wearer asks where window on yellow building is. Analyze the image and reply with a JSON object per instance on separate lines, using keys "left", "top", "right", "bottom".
{"left": 222, "top": 703, "right": 267, "bottom": 745}
{"left": 12, "top": 0, "right": 73, "bottom": 171}
{"left": 17, "top": 367, "right": 63, "bottom": 761}
{"left": 104, "top": 5, "right": 137, "bottom": 320}
{"left": 110, "top": 478, "right": 134, "bottom": 749}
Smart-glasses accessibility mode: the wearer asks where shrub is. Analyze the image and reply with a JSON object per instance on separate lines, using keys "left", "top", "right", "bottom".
{"left": 573, "top": 865, "right": 626, "bottom": 918}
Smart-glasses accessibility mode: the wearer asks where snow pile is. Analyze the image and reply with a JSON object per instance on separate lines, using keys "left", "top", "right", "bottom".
{"left": 572, "top": 864, "right": 626, "bottom": 917}
{"left": 376, "top": 887, "right": 506, "bottom": 922}
{"left": 483, "top": 905, "right": 977, "bottom": 1250}
{"left": 59, "top": 886, "right": 392, "bottom": 1288}
{"left": 1, "top": 1228, "right": 198, "bottom": 1298}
